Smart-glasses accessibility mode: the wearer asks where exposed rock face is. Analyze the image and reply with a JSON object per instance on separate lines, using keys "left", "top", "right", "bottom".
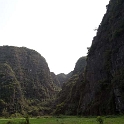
{"left": 66, "top": 71, "right": 73, "bottom": 79}
{"left": 1, "top": 0, "right": 124, "bottom": 116}
{"left": 56, "top": 72, "right": 72, "bottom": 87}
{"left": 51, "top": 72, "right": 61, "bottom": 90}
{"left": 0, "top": 63, "right": 24, "bottom": 115}
{"left": 0, "top": 46, "right": 56, "bottom": 115}
{"left": 54, "top": 0, "right": 124, "bottom": 115}
{"left": 79, "top": 0, "right": 124, "bottom": 115}
{"left": 73, "top": 56, "right": 87, "bottom": 75}
{"left": 54, "top": 57, "right": 86, "bottom": 115}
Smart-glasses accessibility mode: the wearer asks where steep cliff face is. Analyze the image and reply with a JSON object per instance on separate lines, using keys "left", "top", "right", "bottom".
{"left": 51, "top": 72, "right": 61, "bottom": 90}
{"left": 0, "top": 46, "right": 56, "bottom": 115}
{"left": 0, "top": 46, "right": 55, "bottom": 99}
{"left": 54, "top": 57, "right": 86, "bottom": 115}
{"left": 0, "top": 63, "right": 24, "bottom": 115}
{"left": 56, "top": 72, "right": 73, "bottom": 87}
{"left": 79, "top": 0, "right": 124, "bottom": 115}
{"left": 54, "top": 0, "right": 124, "bottom": 116}
{"left": 73, "top": 57, "right": 87, "bottom": 75}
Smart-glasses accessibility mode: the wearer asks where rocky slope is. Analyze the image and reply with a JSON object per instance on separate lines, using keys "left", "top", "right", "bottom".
{"left": 73, "top": 57, "right": 87, "bottom": 75}
{"left": 79, "top": 0, "right": 124, "bottom": 115}
{"left": 54, "top": 0, "right": 124, "bottom": 115}
{"left": 56, "top": 72, "right": 73, "bottom": 87}
{"left": 1, "top": 0, "right": 124, "bottom": 116}
{"left": 0, "top": 63, "right": 24, "bottom": 116}
{"left": 56, "top": 73, "right": 68, "bottom": 87}
{"left": 51, "top": 72, "right": 61, "bottom": 90}
{"left": 54, "top": 57, "right": 87, "bottom": 115}
{"left": 0, "top": 46, "right": 57, "bottom": 115}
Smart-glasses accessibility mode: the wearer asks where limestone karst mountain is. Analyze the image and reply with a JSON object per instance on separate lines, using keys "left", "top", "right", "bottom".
{"left": 0, "top": 63, "right": 24, "bottom": 115}
{"left": 1, "top": 0, "right": 124, "bottom": 117}
{"left": 54, "top": 57, "right": 87, "bottom": 115}
{"left": 56, "top": 72, "right": 73, "bottom": 87}
{"left": 50, "top": 72, "right": 61, "bottom": 90}
{"left": 0, "top": 46, "right": 58, "bottom": 115}
{"left": 81, "top": 0, "right": 124, "bottom": 115}
{"left": 54, "top": 0, "right": 124, "bottom": 115}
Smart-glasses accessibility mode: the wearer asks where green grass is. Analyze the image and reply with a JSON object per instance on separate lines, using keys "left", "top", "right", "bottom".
{"left": 0, "top": 116, "right": 123, "bottom": 124}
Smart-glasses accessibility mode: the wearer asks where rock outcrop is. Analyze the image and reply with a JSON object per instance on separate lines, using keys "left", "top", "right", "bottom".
{"left": 0, "top": 46, "right": 57, "bottom": 115}
{"left": 79, "top": 0, "right": 124, "bottom": 115}
{"left": 54, "top": 57, "right": 87, "bottom": 115}
{"left": 56, "top": 72, "right": 73, "bottom": 87}
{"left": 54, "top": 0, "right": 124, "bottom": 115}
{"left": 51, "top": 72, "right": 61, "bottom": 90}
{"left": 0, "top": 63, "right": 24, "bottom": 115}
{"left": 73, "top": 57, "right": 87, "bottom": 75}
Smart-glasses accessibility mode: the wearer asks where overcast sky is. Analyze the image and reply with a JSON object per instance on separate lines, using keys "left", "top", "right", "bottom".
{"left": 0, "top": 0, "right": 110, "bottom": 74}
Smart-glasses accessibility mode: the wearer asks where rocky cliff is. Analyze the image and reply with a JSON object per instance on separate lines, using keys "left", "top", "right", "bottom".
{"left": 79, "top": 0, "right": 124, "bottom": 115}
{"left": 73, "top": 57, "right": 87, "bottom": 75}
{"left": 54, "top": 0, "right": 124, "bottom": 115}
{"left": 0, "top": 63, "right": 24, "bottom": 115}
{"left": 56, "top": 72, "right": 73, "bottom": 87}
{"left": 54, "top": 57, "right": 86, "bottom": 115}
{"left": 0, "top": 46, "right": 57, "bottom": 115}
{"left": 51, "top": 72, "right": 61, "bottom": 90}
{"left": 1, "top": 0, "right": 124, "bottom": 116}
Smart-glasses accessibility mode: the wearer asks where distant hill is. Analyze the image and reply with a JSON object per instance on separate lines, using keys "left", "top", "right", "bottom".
{"left": 56, "top": 72, "right": 72, "bottom": 87}
{"left": 54, "top": 56, "right": 86, "bottom": 115}
{"left": 50, "top": 72, "right": 61, "bottom": 90}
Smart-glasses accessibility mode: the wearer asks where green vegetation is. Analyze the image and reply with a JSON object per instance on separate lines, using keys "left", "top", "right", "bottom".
{"left": 0, "top": 46, "right": 59, "bottom": 116}
{"left": 96, "top": 116, "right": 104, "bottom": 124}
{"left": 0, "top": 116, "right": 123, "bottom": 124}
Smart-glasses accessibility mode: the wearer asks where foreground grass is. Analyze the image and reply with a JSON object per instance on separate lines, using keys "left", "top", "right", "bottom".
{"left": 0, "top": 116, "right": 124, "bottom": 124}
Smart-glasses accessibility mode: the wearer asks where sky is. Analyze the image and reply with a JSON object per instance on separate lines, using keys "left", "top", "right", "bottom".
{"left": 0, "top": 0, "right": 110, "bottom": 74}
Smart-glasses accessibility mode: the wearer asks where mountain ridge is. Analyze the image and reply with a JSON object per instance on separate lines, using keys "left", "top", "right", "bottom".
{"left": 0, "top": 46, "right": 60, "bottom": 116}
{"left": 54, "top": 0, "right": 124, "bottom": 115}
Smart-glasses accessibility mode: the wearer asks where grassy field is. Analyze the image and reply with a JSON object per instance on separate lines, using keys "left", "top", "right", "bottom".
{"left": 0, "top": 116, "right": 124, "bottom": 124}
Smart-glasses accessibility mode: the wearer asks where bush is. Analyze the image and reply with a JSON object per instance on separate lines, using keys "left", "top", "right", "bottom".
{"left": 24, "top": 115, "right": 30, "bottom": 124}
{"left": 11, "top": 113, "right": 22, "bottom": 118}
{"left": 6, "top": 117, "right": 30, "bottom": 124}
{"left": 96, "top": 116, "right": 104, "bottom": 124}
{"left": 6, "top": 120, "right": 16, "bottom": 124}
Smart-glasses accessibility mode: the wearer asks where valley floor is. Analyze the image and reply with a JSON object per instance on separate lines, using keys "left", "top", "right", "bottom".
{"left": 0, "top": 116, "right": 124, "bottom": 124}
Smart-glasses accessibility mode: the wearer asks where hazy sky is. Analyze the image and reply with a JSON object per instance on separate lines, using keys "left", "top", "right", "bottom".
{"left": 0, "top": 0, "right": 110, "bottom": 74}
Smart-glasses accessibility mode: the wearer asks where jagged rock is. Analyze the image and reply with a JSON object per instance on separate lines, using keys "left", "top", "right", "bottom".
{"left": 56, "top": 72, "right": 72, "bottom": 87}
{"left": 50, "top": 72, "right": 61, "bottom": 90}
{"left": 54, "top": 0, "right": 124, "bottom": 115}
{"left": 0, "top": 46, "right": 57, "bottom": 115}
{"left": 79, "top": 0, "right": 124, "bottom": 115}
{"left": 54, "top": 57, "right": 86, "bottom": 115}
{"left": 73, "top": 56, "right": 87, "bottom": 75}
{"left": 0, "top": 63, "right": 24, "bottom": 115}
